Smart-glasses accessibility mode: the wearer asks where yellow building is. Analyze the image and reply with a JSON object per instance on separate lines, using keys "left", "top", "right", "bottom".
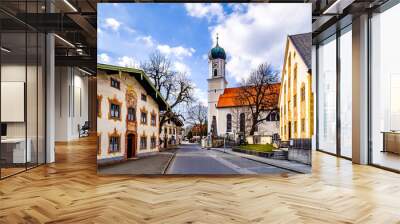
{"left": 279, "top": 33, "right": 314, "bottom": 141}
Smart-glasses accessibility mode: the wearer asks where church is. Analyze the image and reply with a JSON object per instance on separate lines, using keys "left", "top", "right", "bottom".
{"left": 207, "top": 36, "right": 280, "bottom": 143}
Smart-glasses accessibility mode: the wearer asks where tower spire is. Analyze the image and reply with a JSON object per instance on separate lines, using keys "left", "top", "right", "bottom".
{"left": 216, "top": 33, "right": 219, "bottom": 46}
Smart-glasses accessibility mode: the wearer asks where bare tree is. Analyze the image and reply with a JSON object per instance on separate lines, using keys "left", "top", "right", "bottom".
{"left": 235, "top": 62, "right": 279, "bottom": 136}
{"left": 141, "top": 51, "right": 195, "bottom": 132}
{"left": 186, "top": 103, "right": 208, "bottom": 138}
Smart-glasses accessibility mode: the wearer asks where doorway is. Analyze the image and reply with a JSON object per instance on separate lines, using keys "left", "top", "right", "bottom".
{"left": 127, "top": 134, "right": 136, "bottom": 158}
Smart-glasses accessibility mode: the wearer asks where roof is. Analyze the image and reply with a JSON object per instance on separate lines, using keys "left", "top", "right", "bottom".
{"left": 97, "top": 63, "right": 170, "bottom": 111}
{"left": 288, "top": 33, "right": 312, "bottom": 70}
{"left": 216, "top": 83, "right": 281, "bottom": 108}
{"left": 209, "top": 35, "right": 226, "bottom": 60}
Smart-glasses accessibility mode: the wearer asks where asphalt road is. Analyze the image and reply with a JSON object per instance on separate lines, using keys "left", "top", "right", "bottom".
{"left": 165, "top": 144, "right": 293, "bottom": 175}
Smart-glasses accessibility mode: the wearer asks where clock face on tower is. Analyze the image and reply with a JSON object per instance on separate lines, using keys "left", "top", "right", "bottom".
{"left": 213, "top": 62, "right": 218, "bottom": 69}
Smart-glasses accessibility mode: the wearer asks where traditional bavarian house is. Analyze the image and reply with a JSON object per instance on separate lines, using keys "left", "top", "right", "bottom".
{"left": 97, "top": 64, "right": 169, "bottom": 165}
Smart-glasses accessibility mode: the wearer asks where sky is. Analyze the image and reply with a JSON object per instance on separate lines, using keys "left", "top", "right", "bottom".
{"left": 97, "top": 3, "right": 311, "bottom": 106}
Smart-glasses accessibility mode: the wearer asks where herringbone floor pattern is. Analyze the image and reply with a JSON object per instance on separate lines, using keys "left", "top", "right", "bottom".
{"left": 1, "top": 137, "right": 400, "bottom": 223}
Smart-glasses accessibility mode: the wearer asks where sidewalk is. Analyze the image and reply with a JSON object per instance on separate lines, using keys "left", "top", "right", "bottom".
{"left": 211, "top": 148, "right": 311, "bottom": 174}
{"left": 98, "top": 149, "right": 177, "bottom": 175}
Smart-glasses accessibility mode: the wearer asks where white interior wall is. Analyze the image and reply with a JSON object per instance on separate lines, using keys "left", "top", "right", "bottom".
{"left": 54, "top": 66, "right": 89, "bottom": 141}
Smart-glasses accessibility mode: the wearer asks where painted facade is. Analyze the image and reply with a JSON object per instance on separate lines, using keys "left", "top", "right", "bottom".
{"left": 279, "top": 33, "right": 314, "bottom": 141}
{"left": 97, "top": 64, "right": 168, "bottom": 165}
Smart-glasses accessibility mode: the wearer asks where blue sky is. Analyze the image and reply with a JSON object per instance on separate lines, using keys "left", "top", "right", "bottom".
{"left": 98, "top": 3, "right": 311, "bottom": 105}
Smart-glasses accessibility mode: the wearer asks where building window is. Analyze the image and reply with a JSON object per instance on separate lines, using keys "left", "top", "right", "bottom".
{"left": 293, "top": 94, "right": 297, "bottom": 108}
{"left": 127, "top": 107, "right": 136, "bottom": 121}
{"left": 151, "top": 112, "right": 156, "bottom": 126}
{"left": 110, "top": 78, "right": 120, "bottom": 89}
{"left": 301, "top": 118, "right": 305, "bottom": 132}
{"left": 212, "top": 116, "right": 218, "bottom": 135}
{"left": 294, "top": 63, "right": 298, "bottom": 81}
{"left": 318, "top": 35, "right": 337, "bottom": 154}
{"left": 226, "top": 113, "right": 232, "bottom": 132}
{"left": 294, "top": 121, "right": 297, "bottom": 134}
{"left": 301, "top": 85, "right": 306, "bottom": 102}
{"left": 141, "top": 93, "right": 147, "bottom": 101}
{"left": 110, "top": 103, "right": 120, "bottom": 119}
{"left": 109, "top": 136, "right": 120, "bottom": 153}
{"left": 151, "top": 135, "right": 157, "bottom": 149}
{"left": 164, "top": 128, "right": 167, "bottom": 135}
{"left": 267, "top": 111, "right": 279, "bottom": 121}
{"left": 140, "top": 135, "right": 147, "bottom": 150}
{"left": 239, "top": 113, "right": 245, "bottom": 133}
{"left": 141, "top": 112, "right": 147, "bottom": 124}
{"left": 214, "top": 69, "right": 217, "bottom": 77}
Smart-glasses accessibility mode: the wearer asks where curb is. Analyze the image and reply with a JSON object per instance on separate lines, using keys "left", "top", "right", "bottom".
{"left": 162, "top": 150, "right": 177, "bottom": 174}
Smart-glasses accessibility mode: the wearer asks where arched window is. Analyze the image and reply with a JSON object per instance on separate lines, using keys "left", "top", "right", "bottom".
{"left": 211, "top": 116, "right": 217, "bottom": 136}
{"left": 239, "top": 113, "right": 245, "bottom": 133}
{"left": 226, "top": 114, "right": 232, "bottom": 132}
{"left": 267, "top": 111, "right": 279, "bottom": 121}
{"left": 213, "top": 69, "right": 217, "bottom": 77}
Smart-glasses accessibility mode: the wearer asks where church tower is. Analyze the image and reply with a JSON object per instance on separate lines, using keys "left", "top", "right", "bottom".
{"left": 207, "top": 34, "right": 227, "bottom": 136}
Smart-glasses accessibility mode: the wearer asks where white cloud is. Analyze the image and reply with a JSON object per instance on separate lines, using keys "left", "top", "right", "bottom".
{"left": 117, "top": 56, "right": 139, "bottom": 68}
{"left": 123, "top": 26, "right": 136, "bottom": 33}
{"left": 202, "top": 54, "right": 208, "bottom": 60}
{"left": 157, "top": 44, "right": 195, "bottom": 59}
{"left": 104, "top": 18, "right": 121, "bottom": 31}
{"left": 98, "top": 53, "right": 111, "bottom": 64}
{"left": 210, "top": 4, "right": 311, "bottom": 82}
{"left": 136, "top": 35, "right": 154, "bottom": 47}
{"left": 193, "top": 84, "right": 208, "bottom": 106}
{"left": 174, "top": 61, "right": 191, "bottom": 75}
{"left": 184, "top": 3, "right": 224, "bottom": 22}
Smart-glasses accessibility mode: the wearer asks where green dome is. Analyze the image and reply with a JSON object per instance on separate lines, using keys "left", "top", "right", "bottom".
{"left": 208, "top": 35, "right": 226, "bottom": 60}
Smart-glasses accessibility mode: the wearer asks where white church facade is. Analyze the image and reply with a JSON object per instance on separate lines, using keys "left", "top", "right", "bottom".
{"left": 207, "top": 36, "right": 280, "bottom": 142}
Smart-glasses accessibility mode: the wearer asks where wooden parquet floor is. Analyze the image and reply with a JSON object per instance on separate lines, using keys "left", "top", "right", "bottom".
{"left": 1, "top": 137, "right": 400, "bottom": 224}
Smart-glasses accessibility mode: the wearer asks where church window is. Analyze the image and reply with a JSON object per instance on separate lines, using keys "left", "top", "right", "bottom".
{"left": 226, "top": 114, "right": 232, "bottom": 132}
{"left": 240, "top": 113, "right": 245, "bottom": 133}
{"left": 267, "top": 111, "right": 279, "bottom": 121}
{"left": 214, "top": 69, "right": 217, "bottom": 77}
{"left": 212, "top": 116, "right": 217, "bottom": 136}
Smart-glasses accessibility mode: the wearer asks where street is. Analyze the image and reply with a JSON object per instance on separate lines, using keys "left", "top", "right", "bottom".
{"left": 165, "top": 144, "right": 293, "bottom": 174}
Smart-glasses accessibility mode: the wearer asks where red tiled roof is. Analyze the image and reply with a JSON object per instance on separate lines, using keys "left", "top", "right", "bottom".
{"left": 216, "top": 83, "right": 280, "bottom": 108}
